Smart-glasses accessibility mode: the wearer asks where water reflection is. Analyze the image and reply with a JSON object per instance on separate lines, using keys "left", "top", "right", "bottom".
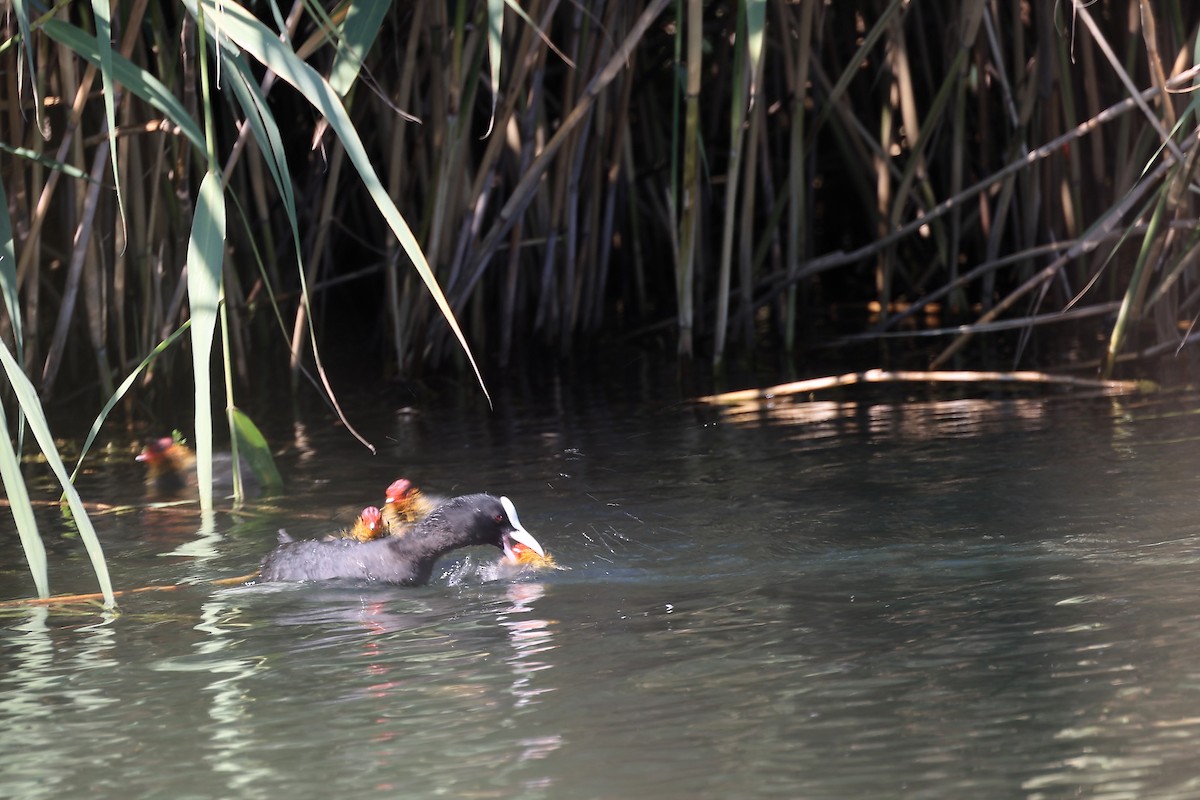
{"left": 716, "top": 395, "right": 1061, "bottom": 443}
{"left": 162, "top": 509, "right": 222, "bottom": 561}
{"left": 0, "top": 608, "right": 119, "bottom": 799}
{"left": 9, "top": 387, "right": 1200, "bottom": 797}
{"left": 206, "top": 574, "right": 566, "bottom": 795}
{"left": 498, "top": 583, "right": 557, "bottom": 711}
{"left": 496, "top": 582, "right": 562, "bottom": 795}
{"left": 191, "top": 599, "right": 274, "bottom": 796}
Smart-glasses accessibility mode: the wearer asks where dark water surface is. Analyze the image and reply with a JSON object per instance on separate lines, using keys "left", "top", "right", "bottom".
{"left": 4, "top": 379, "right": 1200, "bottom": 799}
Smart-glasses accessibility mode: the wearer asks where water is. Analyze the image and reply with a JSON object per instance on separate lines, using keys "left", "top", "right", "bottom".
{"left": 4, "top": 381, "right": 1200, "bottom": 799}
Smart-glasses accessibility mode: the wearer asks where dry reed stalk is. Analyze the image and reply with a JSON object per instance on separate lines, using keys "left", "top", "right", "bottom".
{"left": 42, "top": 141, "right": 109, "bottom": 397}
{"left": 455, "top": 0, "right": 672, "bottom": 313}
{"left": 382, "top": 3, "right": 426, "bottom": 369}
{"left": 545, "top": 7, "right": 583, "bottom": 340}
{"left": 429, "top": 8, "right": 499, "bottom": 362}
{"left": 588, "top": 11, "right": 634, "bottom": 335}
{"left": 621, "top": 129, "right": 649, "bottom": 320}
{"left": 968, "top": 7, "right": 1028, "bottom": 320}
{"left": 932, "top": 148, "right": 1186, "bottom": 370}
{"left": 1145, "top": 228, "right": 1200, "bottom": 312}
{"left": 696, "top": 368, "right": 1156, "bottom": 406}
{"left": 731, "top": 74, "right": 760, "bottom": 350}
{"left": 712, "top": 5, "right": 754, "bottom": 365}
{"left": 561, "top": 9, "right": 601, "bottom": 347}
{"left": 674, "top": 0, "right": 702, "bottom": 358}
{"left": 943, "top": 2, "right": 986, "bottom": 314}
{"left": 759, "top": 61, "right": 1200, "bottom": 299}
{"left": 142, "top": 144, "right": 169, "bottom": 366}
{"left": 3, "top": 44, "right": 39, "bottom": 371}
{"left": 837, "top": 302, "right": 1122, "bottom": 346}
{"left": 114, "top": 102, "right": 137, "bottom": 380}
{"left": 1089, "top": 1, "right": 1196, "bottom": 376}
{"left": 16, "top": 45, "right": 89, "bottom": 292}
{"left": 781, "top": 0, "right": 815, "bottom": 351}
{"left": 290, "top": 138, "right": 347, "bottom": 381}
{"left": 467, "top": 1, "right": 552, "bottom": 358}
{"left": 0, "top": 570, "right": 263, "bottom": 609}
{"left": 424, "top": 2, "right": 464, "bottom": 277}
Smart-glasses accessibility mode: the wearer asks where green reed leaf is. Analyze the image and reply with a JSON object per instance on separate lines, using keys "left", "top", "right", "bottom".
{"left": 187, "top": 171, "right": 226, "bottom": 512}
{"left": 0, "top": 340, "right": 114, "bottom": 606}
{"left": 8, "top": 0, "right": 43, "bottom": 135}
{"left": 483, "top": 0, "right": 503, "bottom": 136}
{"left": 229, "top": 408, "right": 284, "bottom": 492}
{"left": 0, "top": 181, "right": 21, "bottom": 360}
{"left": 330, "top": 0, "right": 390, "bottom": 97}
{"left": 744, "top": 0, "right": 765, "bottom": 102}
{"left": 191, "top": 0, "right": 490, "bottom": 404}
{"left": 221, "top": 51, "right": 301, "bottom": 259}
{"left": 90, "top": 0, "right": 126, "bottom": 240}
{"left": 0, "top": 397, "right": 46, "bottom": 599}
{"left": 41, "top": 17, "right": 205, "bottom": 152}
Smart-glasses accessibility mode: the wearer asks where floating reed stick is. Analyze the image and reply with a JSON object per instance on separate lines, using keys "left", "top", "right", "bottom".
{"left": 696, "top": 368, "right": 1156, "bottom": 405}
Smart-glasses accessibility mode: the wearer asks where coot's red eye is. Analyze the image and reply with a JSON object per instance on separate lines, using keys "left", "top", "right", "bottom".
{"left": 494, "top": 514, "right": 504, "bottom": 523}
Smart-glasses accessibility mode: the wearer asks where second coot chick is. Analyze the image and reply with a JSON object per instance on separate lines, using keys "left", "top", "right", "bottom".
{"left": 259, "top": 494, "right": 543, "bottom": 586}
{"left": 137, "top": 436, "right": 260, "bottom": 498}
{"left": 381, "top": 478, "right": 442, "bottom": 536}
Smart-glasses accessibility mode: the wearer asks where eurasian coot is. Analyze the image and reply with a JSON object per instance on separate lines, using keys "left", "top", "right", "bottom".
{"left": 259, "top": 494, "right": 544, "bottom": 585}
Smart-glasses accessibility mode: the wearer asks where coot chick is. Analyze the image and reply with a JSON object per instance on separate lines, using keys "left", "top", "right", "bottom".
{"left": 509, "top": 541, "right": 560, "bottom": 569}
{"left": 137, "top": 437, "right": 197, "bottom": 495}
{"left": 380, "top": 478, "right": 442, "bottom": 537}
{"left": 259, "top": 494, "right": 544, "bottom": 585}
{"left": 320, "top": 506, "right": 386, "bottom": 543}
{"left": 137, "top": 436, "right": 259, "bottom": 498}
{"left": 327, "top": 479, "right": 441, "bottom": 541}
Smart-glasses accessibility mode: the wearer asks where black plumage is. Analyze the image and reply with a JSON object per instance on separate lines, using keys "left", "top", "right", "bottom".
{"left": 259, "top": 494, "right": 542, "bottom": 585}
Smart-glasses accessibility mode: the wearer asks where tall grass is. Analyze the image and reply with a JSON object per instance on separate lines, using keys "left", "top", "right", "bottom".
{"left": 7, "top": 2, "right": 1191, "bottom": 383}
{"left": 2, "top": 1, "right": 1199, "bottom": 600}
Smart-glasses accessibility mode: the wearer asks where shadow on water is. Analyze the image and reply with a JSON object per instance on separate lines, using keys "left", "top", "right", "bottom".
{"left": 5, "top": 368, "right": 1200, "bottom": 797}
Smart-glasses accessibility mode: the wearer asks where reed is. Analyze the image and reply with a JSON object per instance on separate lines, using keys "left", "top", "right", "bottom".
{"left": 3, "top": 1, "right": 1200, "bottom": 599}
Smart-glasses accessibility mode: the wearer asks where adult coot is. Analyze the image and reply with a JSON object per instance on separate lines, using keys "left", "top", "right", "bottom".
{"left": 259, "top": 494, "right": 544, "bottom": 585}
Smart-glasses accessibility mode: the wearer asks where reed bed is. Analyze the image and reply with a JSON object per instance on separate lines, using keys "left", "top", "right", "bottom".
{"left": 6, "top": 2, "right": 1200, "bottom": 391}
{"left": 2, "top": 1, "right": 1199, "bottom": 601}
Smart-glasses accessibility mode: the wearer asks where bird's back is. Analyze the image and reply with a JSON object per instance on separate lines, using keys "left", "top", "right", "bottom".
{"left": 259, "top": 537, "right": 423, "bottom": 584}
